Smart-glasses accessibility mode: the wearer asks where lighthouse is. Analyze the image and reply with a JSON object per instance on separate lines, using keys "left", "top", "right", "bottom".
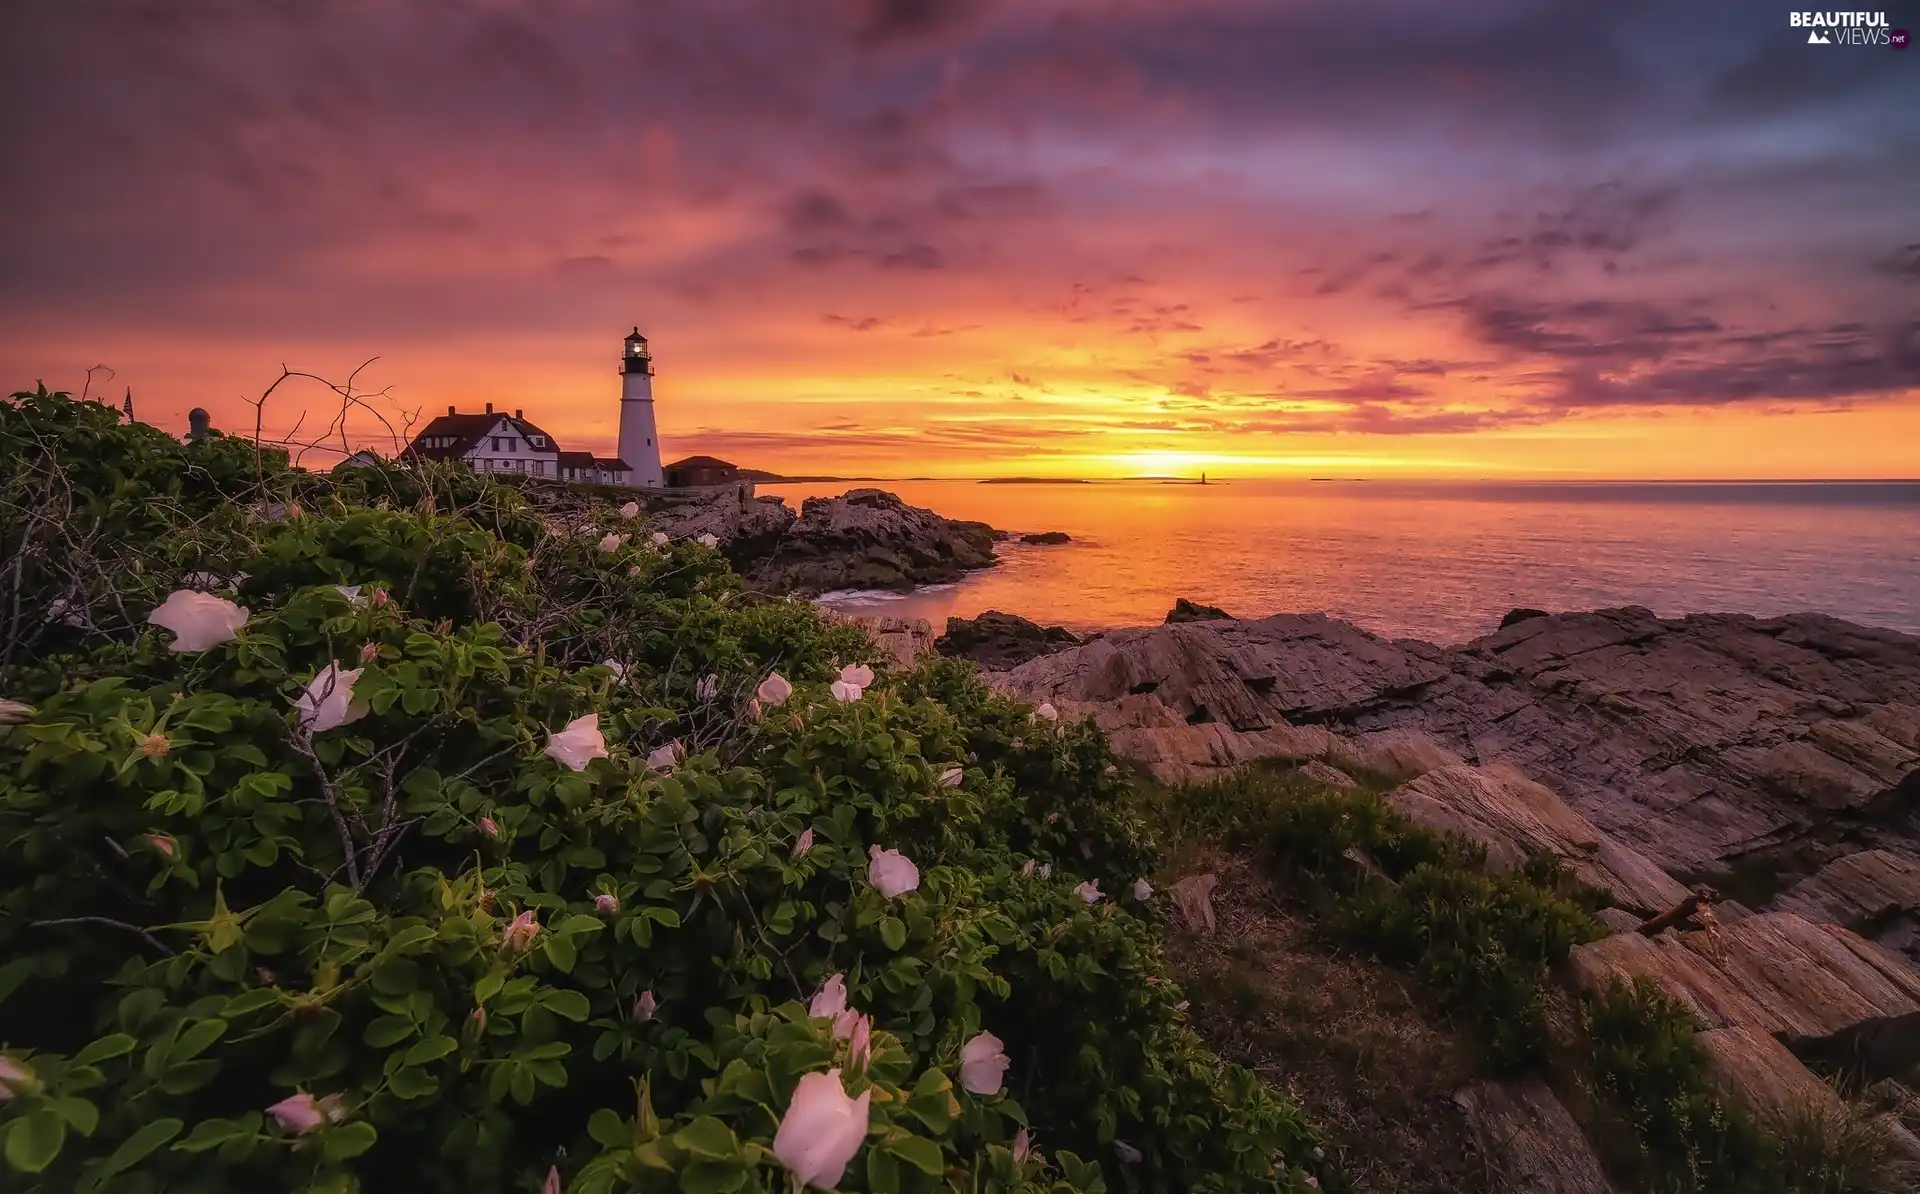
{"left": 616, "top": 328, "right": 665, "bottom": 488}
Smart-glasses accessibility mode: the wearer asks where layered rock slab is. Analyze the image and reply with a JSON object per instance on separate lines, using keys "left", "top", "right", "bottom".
{"left": 1569, "top": 911, "right": 1920, "bottom": 1081}
{"left": 1387, "top": 764, "right": 1690, "bottom": 914}
{"left": 1451, "top": 1081, "right": 1621, "bottom": 1194}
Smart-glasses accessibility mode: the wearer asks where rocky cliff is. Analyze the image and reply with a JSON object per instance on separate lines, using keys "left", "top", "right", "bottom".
{"left": 991, "top": 605, "right": 1920, "bottom": 957}
{"left": 648, "top": 487, "right": 999, "bottom": 594}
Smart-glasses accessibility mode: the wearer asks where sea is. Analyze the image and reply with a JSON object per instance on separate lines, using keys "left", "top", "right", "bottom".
{"left": 757, "top": 479, "right": 1920, "bottom": 646}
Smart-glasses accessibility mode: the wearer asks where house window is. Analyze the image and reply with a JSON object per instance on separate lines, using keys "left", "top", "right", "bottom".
{"left": 490, "top": 437, "right": 501, "bottom": 451}
{"left": 530, "top": 436, "right": 545, "bottom": 448}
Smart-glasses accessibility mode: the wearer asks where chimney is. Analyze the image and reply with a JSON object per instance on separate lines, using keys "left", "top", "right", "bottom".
{"left": 485, "top": 402, "right": 494, "bottom": 414}
{"left": 448, "top": 405, "right": 456, "bottom": 416}
{"left": 514, "top": 408, "right": 523, "bottom": 419}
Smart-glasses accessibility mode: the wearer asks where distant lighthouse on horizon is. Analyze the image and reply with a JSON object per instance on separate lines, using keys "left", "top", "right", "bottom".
{"left": 617, "top": 327, "right": 665, "bottom": 489}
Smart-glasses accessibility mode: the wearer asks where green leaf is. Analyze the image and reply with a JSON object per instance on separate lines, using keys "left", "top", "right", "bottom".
{"left": 543, "top": 933, "right": 577, "bottom": 973}
{"left": 5, "top": 1111, "right": 67, "bottom": 1173}
{"left": 94, "top": 1117, "right": 182, "bottom": 1179}
{"left": 587, "top": 1107, "right": 628, "bottom": 1148}
{"left": 71, "top": 1033, "right": 138, "bottom": 1067}
{"left": 50, "top": 1097, "right": 100, "bottom": 1136}
{"left": 671, "top": 1116, "right": 739, "bottom": 1161}
{"left": 174, "top": 1117, "right": 257, "bottom": 1154}
{"left": 403, "top": 1035, "right": 457, "bottom": 1066}
{"left": 171, "top": 1017, "right": 228, "bottom": 1063}
{"left": 886, "top": 1134, "right": 947, "bottom": 1176}
{"left": 322, "top": 1121, "right": 378, "bottom": 1162}
{"left": 879, "top": 916, "right": 907, "bottom": 951}
{"left": 542, "top": 989, "right": 591, "bottom": 1022}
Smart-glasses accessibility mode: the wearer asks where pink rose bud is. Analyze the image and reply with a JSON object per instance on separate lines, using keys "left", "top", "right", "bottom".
{"left": 148, "top": 833, "right": 177, "bottom": 859}
{"left": 594, "top": 892, "right": 619, "bottom": 914}
{"left": 633, "top": 990, "right": 657, "bottom": 1024}
{"left": 464, "top": 1005, "right": 487, "bottom": 1042}
{"left": 793, "top": 828, "right": 814, "bottom": 859}
{"left": 479, "top": 816, "right": 499, "bottom": 838}
{"left": 371, "top": 589, "right": 390, "bottom": 608}
{"left": 267, "top": 1091, "right": 328, "bottom": 1135}
{"left": 543, "top": 1166, "right": 563, "bottom": 1194}
{"left": 257, "top": 968, "right": 277, "bottom": 985}
{"left": 1012, "top": 1127, "right": 1031, "bottom": 1163}
{"left": 358, "top": 642, "right": 379, "bottom": 663}
{"left": 0, "top": 1056, "right": 38, "bottom": 1100}
{"left": 502, "top": 910, "right": 540, "bottom": 952}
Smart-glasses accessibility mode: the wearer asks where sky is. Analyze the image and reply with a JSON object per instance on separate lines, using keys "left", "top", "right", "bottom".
{"left": 2, "top": 0, "right": 1918, "bottom": 479}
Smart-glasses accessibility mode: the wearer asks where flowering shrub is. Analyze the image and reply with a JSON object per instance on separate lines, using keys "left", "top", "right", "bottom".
{"left": 0, "top": 390, "right": 1325, "bottom": 1193}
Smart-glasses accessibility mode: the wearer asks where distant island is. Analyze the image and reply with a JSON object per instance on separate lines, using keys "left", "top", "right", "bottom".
{"left": 979, "top": 477, "right": 1091, "bottom": 485}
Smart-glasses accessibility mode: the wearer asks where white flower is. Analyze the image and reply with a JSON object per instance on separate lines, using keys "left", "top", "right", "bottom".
{"left": 1037, "top": 863, "right": 1052, "bottom": 880}
{"left": 757, "top": 672, "right": 793, "bottom": 705}
{"left": 771, "top": 1069, "right": 870, "bottom": 1190}
{"left": 696, "top": 533, "right": 719, "bottom": 549}
{"left": 1114, "top": 1140, "right": 1143, "bottom": 1164}
{"left": 959, "top": 1030, "right": 1010, "bottom": 1096}
{"left": 839, "top": 664, "right": 875, "bottom": 689}
{"left": 599, "top": 532, "right": 628, "bottom": 553}
{"left": 335, "top": 585, "right": 366, "bottom": 605}
{"left": 619, "top": 501, "right": 640, "bottom": 519}
{"left": 810, "top": 973, "right": 848, "bottom": 1019}
{"left": 0, "top": 699, "right": 33, "bottom": 726}
{"left": 1076, "top": 880, "right": 1103, "bottom": 905}
{"left": 296, "top": 662, "right": 367, "bottom": 734}
{"left": 696, "top": 674, "right": 718, "bottom": 701}
{"left": 939, "top": 766, "right": 963, "bottom": 788}
{"left": 830, "top": 680, "right": 863, "bottom": 702}
{"left": 1132, "top": 878, "right": 1154, "bottom": 901}
{"left": 1034, "top": 702, "right": 1058, "bottom": 722}
{"left": 148, "top": 590, "right": 248, "bottom": 651}
{"left": 649, "top": 531, "right": 670, "bottom": 546}
{"left": 601, "top": 659, "right": 626, "bottom": 681}
{"left": 645, "top": 741, "right": 682, "bottom": 772}
{"left": 793, "top": 828, "right": 815, "bottom": 859}
{"left": 545, "top": 714, "right": 608, "bottom": 771}
{"left": 868, "top": 845, "right": 920, "bottom": 898}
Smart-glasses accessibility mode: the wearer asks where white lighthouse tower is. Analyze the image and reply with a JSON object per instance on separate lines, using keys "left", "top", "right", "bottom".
{"left": 616, "top": 327, "right": 664, "bottom": 488}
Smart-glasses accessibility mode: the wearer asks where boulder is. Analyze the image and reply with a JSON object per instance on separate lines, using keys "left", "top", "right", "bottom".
{"left": 996, "top": 612, "right": 1451, "bottom": 731}
{"left": 935, "top": 611, "right": 1079, "bottom": 671}
{"left": 698, "top": 489, "right": 999, "bottom": 594}
{"left": 1499, "top": 607, "right": 1552, "bottom": 630}
{"left": 1165, "top": 598, "right": 1233, "bottom": 623}
{"left": 1169, "top": 873, "right": 1219, "bottom": 935}
{"left": 1386, "top": 764, "right": 1691, "bottom": 914}
{"left": 1452, "top": 1081, "right": 1621, "bottom": 1194}
{"left": 1569, "top": 911, "right": 1920, "bottom": 1081}
{"left": 1019, "top": 531, "right": 1071, "bottom": 545}
{"left": 830, "top": 614, "right": 935, "bottom": 670}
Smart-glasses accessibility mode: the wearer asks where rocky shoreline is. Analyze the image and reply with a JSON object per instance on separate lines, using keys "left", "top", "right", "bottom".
{"left": 646, "top": 487, "right": 1002, "bottom": 594}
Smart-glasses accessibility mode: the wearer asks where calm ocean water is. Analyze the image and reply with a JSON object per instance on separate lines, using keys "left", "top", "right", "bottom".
{"left": 761, "top": 479, "right": 1920, "bottom": 645}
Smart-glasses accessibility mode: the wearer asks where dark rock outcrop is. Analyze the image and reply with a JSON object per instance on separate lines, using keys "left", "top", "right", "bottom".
{"left": 650, "top": 488, "right": 1000, "bottom": 594}
{"left": 1020, "top": 531, "right": 1071, "bottom": 545}
{"left": 935, "top": 610, "right": 1079, "bottom": 671}
{"left": 1166, "top": 598, "right": 1233, "bottom": 623}
{"left": 1499, "top": 607, "right": 1551, "bottom": 629}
